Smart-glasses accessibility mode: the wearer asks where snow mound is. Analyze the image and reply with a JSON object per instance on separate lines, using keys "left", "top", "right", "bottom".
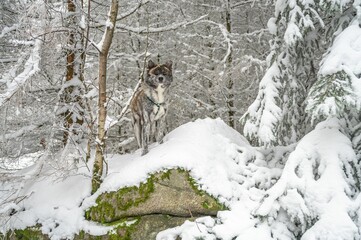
{"left": 4, "top": 118, "right": 356, "bottom": 240}
{"left": 84, "top": 117, "right": 251, "bottom": 205}
{"left": 1, "top": 118, "right": 268, "bottom": 240}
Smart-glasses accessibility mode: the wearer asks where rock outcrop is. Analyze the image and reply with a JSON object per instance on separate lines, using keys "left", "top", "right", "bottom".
{"left": 4, "top": 169, "right": 225, "bottom": 239}
{"left": 86, "top": 169, "right": 225, "bottom": 239}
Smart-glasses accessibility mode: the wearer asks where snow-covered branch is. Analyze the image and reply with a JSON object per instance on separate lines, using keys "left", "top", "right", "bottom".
{"left": 256, "top": 119, "right": 360, "bottom": 239}
{"left": 106, "top": 79, "right": 142, "bottom": 131}
{"left": 0, "top": 39, "right": 42, "bottom": 107}
{"left": 92, "top": 0, "right": 150, "bottom": 28}
{"left": 116, "top": 15, "right": 208, "bottom": 34}
{"left": 1, "top": 120, "right": 49, "bottom": 142}
{"left": 0, "top": 24, "right": 19, "bottom": 38}
{"left": 194, "top": 19, "right": 233, "bottom": 65}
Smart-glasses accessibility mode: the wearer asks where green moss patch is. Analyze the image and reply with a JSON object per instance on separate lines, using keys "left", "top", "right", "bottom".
{"left": 5, "top": 227, "right": 47, "bottom": 240}
{"left": 86, "top": 175, "right": 155, "bottom": 223}
{"left": 87, "top": 168, "right": 226, "bottom": 224}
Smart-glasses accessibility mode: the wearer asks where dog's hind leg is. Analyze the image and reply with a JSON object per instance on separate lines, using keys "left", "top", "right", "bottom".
{"left": 140, "top": 115, "right": 151, "bottom": 156}
{"left": 132, "top": 113, "right": 142, "bottom": 149}
{"left": 141, "top": 123, "right": 149, "bottom": 156}
{"left": 133, "top": 121, "right": 142, "bottom": 148}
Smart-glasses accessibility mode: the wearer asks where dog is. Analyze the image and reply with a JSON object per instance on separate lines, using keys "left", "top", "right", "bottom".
{"left": 130, "top": 60, "right": 173, "bottom": 155}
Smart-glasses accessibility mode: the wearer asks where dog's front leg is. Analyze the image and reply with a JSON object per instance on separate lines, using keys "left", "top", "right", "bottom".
{"left": 141, "top": 115, "right": 151, "bottom": 156}
{"left": 155, "top": 117, "right": 166, "bottom": 143}
{"left": 150, "top": 120, "right": 157, "bottom": 143}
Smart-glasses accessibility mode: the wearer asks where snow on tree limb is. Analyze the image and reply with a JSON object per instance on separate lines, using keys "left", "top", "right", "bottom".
{"left": 200, "top": 20, "right": 232, "bottom": 64}
{"left": 115, "top": 15, "right": 208, "bottom": 34}
{"left": 242, "top": 60, "right": 282, "bottom": 146}
{"left": 306, "top": 20, "right": 361, "bottom": 125}
{"left": 256, "top": 119, "right": 360, "bottom": 239}
{"left": 0, "top": 24, "right": 19, "bottom": 38}
{"left": 92, "top": 0, "right": 150, "bottom": 28}
{"left": 0, "top": 120, "right": 49, "bottom": 142}
{"left": 105, "top": 79, "right": 142, "bottom": 132}
{"left": 242, "top": 0, "right": 323, "bottom": 146}
{"left": 0, "top": 39, "right": 42, "bottom": 107}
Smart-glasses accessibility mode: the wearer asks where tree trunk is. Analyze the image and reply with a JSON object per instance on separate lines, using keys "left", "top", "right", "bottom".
{"left": 80, "top": 0, "right": 93, "bottom": 163}
{"left": 61, "top": 0, "right": 84, "bottom": 146}
{"left": 92, "top": 0, "right": 119, "bottom": 194}
{"left": 225, "top": 0, "right": 234, "bottom": 129}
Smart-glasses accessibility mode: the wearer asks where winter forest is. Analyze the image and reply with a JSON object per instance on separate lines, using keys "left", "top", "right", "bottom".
{"left": 1, "top": 0, "right": 361, "bottom": 239}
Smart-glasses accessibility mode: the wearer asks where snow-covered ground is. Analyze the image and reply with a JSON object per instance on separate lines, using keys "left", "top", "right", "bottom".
{"left": 0, "top": 118, "right": 360, "bottom": 239}
{"left": 0, "top": 118, "right": 273, "bottom": 239}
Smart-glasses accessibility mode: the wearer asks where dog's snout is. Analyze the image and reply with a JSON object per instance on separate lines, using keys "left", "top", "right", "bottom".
{"left": 158, "top": 76, "right": 164, "bottom": 82}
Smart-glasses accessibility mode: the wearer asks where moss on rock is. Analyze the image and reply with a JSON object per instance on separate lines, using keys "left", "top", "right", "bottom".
{"left": 87, "top": 169, "right": 226, "bottom": 223}
{"left": 86, "top": 175, "right": 155, "bottom": 223}
{"left": 5, "top": 227, "right": 48, "bottom": 240}
{"left": 6, "top": 169, "right": 226, "bottom": 240}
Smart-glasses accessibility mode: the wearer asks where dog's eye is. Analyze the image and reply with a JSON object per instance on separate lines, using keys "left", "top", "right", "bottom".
{"left": 161, "top": 70, "right": 168, "bottom": 75}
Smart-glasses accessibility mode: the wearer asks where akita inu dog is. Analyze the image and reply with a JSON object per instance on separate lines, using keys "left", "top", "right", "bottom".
{"left": 130, "top": 60, "right": 173, "bottom": 155}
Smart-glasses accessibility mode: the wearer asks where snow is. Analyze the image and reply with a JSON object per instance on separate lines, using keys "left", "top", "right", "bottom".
{"left": 267, "top": 17, "right": 277, "bottom": 35}
{"left": 307, "top": 18, "right": 361, "bottom": 122}
{"left": 320, "top": 22, "right": 361, "bottom": 76}
{"left": 116, "top": 15, "right": 208, "bottom": 34}
{"left": 284, "top": 21, "right": 302, "bottom": 45}
{"left": 256, "top": 118, "right": 360, "bottom": 239}
{"left": 0, "top": 151, "right": 43, "bottom": 170}
{"left": 83, "top": 118, "right": 252, "bottom": 207}
{"left": 0, "top": 39, "right": 41, "bottom": 107}
{"left": 0, "top": 24, "right": 19, "bottom": 38}
{"left": 318, "top": 19, "right": 361, "bottom": 103}
{"left": 0, "top": 118, "right": 261, "bottom": 239}
{"left": 1, "top": 118, "right": 360, "bottom": 239}
{"left": 243, "top": 60, "right": 283, "bottom": 146}
{"left": 157, "top": 218, "right": 216, "bottom": 240}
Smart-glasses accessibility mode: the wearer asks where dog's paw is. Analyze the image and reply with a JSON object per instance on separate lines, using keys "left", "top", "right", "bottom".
{"left": 141, "top": 148, "right": 149, "bottom": 156}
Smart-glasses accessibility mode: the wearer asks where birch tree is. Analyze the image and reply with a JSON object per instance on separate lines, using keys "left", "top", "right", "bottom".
{"left": 92, "top": 0, "right": 119, "bottom": 193}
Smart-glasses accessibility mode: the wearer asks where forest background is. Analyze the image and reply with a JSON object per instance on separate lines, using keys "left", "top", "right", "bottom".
{"left": 1, "top": 0, "right": 361, "bottom": 239}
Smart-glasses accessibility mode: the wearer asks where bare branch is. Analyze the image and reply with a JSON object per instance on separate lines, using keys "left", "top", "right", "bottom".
{"left": 115, "top": 15, "right": 208, "bottom": 34}
{"left": 231, "top": 1, "right": 255, "bottom": 9}
{"left": 0, "top": 39, "right": 42, "bottom": 107}
{"left": 0, "top": 24, "right": 19, "bottom": 38}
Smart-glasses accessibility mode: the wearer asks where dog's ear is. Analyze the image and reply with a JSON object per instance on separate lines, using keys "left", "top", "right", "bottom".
{"left": 165, "top": 60, "right": 173, "bottom": 71}
{"left": 148, "top": 60, "right": 156, "bottom": 69}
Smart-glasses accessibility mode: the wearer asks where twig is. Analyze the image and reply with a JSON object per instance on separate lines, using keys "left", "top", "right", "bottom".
{"left": 188, "top": 208, "right": 202, "bottom": 233}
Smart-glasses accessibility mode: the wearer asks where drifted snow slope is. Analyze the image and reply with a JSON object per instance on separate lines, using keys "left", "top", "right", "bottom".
{"left": 1, "top": 118, "right": 272, "bottom": 240}
{"left": 2, "top": 118, "right": 357, "bottom": 240}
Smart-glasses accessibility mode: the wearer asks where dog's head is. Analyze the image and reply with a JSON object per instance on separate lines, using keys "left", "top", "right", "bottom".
{"left": 145, "top": 60, "right": 173, "bottom": 89}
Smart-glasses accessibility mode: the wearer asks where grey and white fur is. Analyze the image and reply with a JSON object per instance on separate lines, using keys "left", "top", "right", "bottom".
{"left": 130, "top": 60, "right": 173, "bottom": 155}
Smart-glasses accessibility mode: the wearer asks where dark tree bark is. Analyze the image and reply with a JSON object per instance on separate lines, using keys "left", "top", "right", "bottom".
{"left": 225, "top": 0, "right": 235, "bottom": 129}
{"left": 60, "top": 0, "right": 85, "bottom": 146}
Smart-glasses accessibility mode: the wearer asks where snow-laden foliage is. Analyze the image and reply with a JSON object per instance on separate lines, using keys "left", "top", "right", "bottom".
{"left": 240, "top": 0, "right": 361, "bottom": 239}
{"left": 306, "top": 20, "right": 361, "bottom": 126}
{"left": 256, "top": 119, "right": 360, "bottom": 239}
{"left": 242, "top": 0, "right": 324, "bottom": 147}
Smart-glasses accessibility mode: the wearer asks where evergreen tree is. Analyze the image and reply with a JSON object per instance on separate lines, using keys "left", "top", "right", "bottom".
{"left": 242, "top": 0, "right": 323, "bottom": 146}
{"left": 245, "top": 0, "right": 361, "bottom": 238}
